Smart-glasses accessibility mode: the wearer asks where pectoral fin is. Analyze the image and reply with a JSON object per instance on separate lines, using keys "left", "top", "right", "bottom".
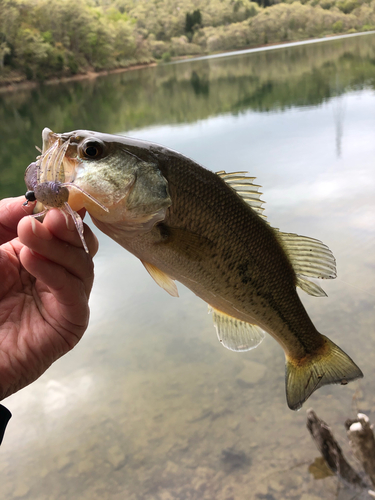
{"left": 209, "top": 306, "right": 265, "bottom": 352}
{"left": 141, "top": 261, "right": 179, "bottom": 297}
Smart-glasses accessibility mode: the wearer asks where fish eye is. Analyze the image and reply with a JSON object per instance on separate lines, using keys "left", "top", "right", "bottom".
{"left": 80, "top": 139, "right": 105, "bottom": 159}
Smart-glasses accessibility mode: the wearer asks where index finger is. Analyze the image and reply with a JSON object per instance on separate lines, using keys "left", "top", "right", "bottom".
{"left": 0, "top": 196, "right": 35, "bottom": 245}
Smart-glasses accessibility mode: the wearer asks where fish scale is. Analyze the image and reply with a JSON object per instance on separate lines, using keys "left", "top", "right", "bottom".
{"left": 156, "top": 157, "right": 298, "bottom": 316}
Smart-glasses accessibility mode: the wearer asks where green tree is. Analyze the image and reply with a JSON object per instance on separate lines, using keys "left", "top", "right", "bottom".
{"left": 15, "top": 28, "right": 49, "bottom": 79}
{"left": 1, "top": 0, "right": 375, "bottom": 83}
{"left": 0, "top": 42, "right": 10, "bottom": 70}
{"left": 185, "top": 9, "right": 202, "bottom": 34}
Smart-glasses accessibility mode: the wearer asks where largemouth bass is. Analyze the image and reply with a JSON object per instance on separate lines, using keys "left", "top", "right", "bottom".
{"left": 25, "top": 128, "right": 363, "bottom": 410}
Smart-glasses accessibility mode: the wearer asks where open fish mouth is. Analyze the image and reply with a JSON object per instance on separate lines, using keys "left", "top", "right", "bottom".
{"left": 23, "top": 128, "right": 109, "bottom": 253}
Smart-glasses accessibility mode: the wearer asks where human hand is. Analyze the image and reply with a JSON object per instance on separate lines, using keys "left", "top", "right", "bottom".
{"left": 0, "top": 196, "right": 98, "bottom": 400}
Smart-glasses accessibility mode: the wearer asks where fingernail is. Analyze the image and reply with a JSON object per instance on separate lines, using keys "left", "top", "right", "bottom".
{"left": 30, "top": 216, "right": 53, "bottom": 240}
{"left": 30, "top": 217, "right": 37, "bottom": 234}
{"left": 29, "top": 248, "right": 46, "bottom": 260}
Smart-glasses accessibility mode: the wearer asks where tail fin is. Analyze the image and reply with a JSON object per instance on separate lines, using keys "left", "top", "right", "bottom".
{"left": 285, "top": 335, "right": 363, "bottom": 411}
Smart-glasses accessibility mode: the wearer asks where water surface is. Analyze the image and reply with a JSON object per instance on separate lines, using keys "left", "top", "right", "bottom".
{"left": 1, "top": 34, "right": 375, "bottom": 500}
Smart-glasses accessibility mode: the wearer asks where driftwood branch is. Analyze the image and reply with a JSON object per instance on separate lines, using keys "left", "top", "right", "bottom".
{"left": 346, "top": 413, "right": 375, "bottom": 488}
{"left": 306, "top": 408, "right": 367, "bottom": 489}
{"left": 307, "top": 409, "right": 375, "bottom": 498}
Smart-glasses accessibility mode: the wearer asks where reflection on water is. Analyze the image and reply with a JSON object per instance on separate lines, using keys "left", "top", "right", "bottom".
{"left": 1, "top": 34, "right": 375, "bottom": 499}
{"left": 1, "top": 33, "right": 375, "bottom": 199}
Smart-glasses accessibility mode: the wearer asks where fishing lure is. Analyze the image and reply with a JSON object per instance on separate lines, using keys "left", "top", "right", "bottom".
{"left": 24, "top": 137, "right": 108, "bottom": 253}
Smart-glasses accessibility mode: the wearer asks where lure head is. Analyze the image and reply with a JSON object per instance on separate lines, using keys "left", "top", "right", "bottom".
{"left": 25, "top": 191, "right": 36, "bottom": 202}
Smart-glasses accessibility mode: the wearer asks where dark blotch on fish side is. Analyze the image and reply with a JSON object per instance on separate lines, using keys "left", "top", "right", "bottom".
{"left": 237, "top": 260, "right": 252, "bottom": 285}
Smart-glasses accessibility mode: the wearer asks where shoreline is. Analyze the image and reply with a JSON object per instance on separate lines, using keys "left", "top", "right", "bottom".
{"left": 0, "top": 62, "right": 157, "bottom": 94}
{"left": 171, "top": 29, "right": 375, "bottom": 64}
{"left": 1, "top": 30, "right": 374, "bottom": 94}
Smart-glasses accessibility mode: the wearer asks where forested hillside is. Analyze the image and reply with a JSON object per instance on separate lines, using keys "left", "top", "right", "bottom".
{"left": 0, "top": 0, "right": 374, "bottom": 84}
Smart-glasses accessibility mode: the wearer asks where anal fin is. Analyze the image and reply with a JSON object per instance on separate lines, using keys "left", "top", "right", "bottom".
{"left": 209, "top": 306, "right": 265, "bottom": 352}
{"left": 141, "top": 261, "right": 179, "bottom": 297}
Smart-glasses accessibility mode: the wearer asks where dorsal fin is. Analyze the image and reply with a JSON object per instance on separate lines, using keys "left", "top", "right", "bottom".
{"left": 209, "top": 306, "right": 265, "bottom": 352}
{"left": 216, "top": 171, "right": 266, "bottom": 219}
{"left": 276, "top": 232, "right": 337, "bottom": 297}
{"left": 216, "top": 170, "right": 337, "bottom": 298}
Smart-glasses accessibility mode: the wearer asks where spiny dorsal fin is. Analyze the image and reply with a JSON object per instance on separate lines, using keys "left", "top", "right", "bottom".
{"left": 141, "top": 261, "right": 179, "bottom": 297}
{"left": 209, "top": 306, "right": 265, "bottom": 352}
{"left": 275, "top": 232, "right": 337, "bottom": 297}
{"left": 216, "top": 171, "right": 267, "bottom": 219}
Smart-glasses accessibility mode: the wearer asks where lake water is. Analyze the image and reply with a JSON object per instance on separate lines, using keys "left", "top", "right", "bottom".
{"left": 1, "top": 33, "right": 375, "bottom": 499}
